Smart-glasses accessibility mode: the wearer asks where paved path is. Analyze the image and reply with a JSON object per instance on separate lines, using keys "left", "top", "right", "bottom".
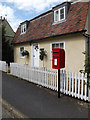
{"left": 2, "top": 72, "right": 89, "bottom": 118}
{"left": 2, "top": 107, "right": 14, "bottom": 118}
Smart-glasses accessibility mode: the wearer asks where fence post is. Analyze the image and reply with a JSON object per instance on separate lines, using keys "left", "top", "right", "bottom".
{"left": 88, "top": 76, "right": 90, "bottom": 102}
{"left": 6, "top": 63, "right": 8, "bottom": 73}
{"left": 57, "top": 69, "right": 58, "bottom": 92}
{"left": 58, "top": 69, "right": 60, "bottom": 98}
{"left": 88, "top": 88, "right": 90, "bottom": 102}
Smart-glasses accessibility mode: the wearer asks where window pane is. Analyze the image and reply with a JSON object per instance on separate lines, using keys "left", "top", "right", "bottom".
{"left": 60, "top": 14, "right": 64, "bottom": 20}
{"left": 23, "top": 25, "right": 25, "bottom": 32}
{"left": 60, "top": 8, "right": 65, "bottom": 20}
{"left": 21, "top": 24, "right": 26, "bottom": 34}
{"left": 51, "top": 42, "right": 64, "bottom": 60}
{"left": 55, "top": 10, "right": 59, "bottom": 21}
{"left": 60, "top": 9, "right": 64, "bottom": 14}
{"left": 21, "top": 26, "right": 23, "bottom": 33}
{"left": 24, "top": 24, "right": 26, "bottom": 32}
{"left": 60, "top": 43, "right": 64, "bottom": 49}
{"left": 20, "top": 47, "right": 24, "bottom": 52}
{"left": 56, "top": 44, "right": 59, "bottom": 48}
{"left": 24, "top": 27, "right": 26, "bottom": 32}
{"left": 52, "top": 43, "right": 64, "bottom": 49}
{"left": 52, "top": 44, "right": 56, "bottom": 48}
{"left": 20, "top": 47, "right": 24, "bottom": 57}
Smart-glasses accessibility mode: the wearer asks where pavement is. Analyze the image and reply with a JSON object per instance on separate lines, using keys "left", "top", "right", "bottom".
{"left": 2, "top": 72, "right": 90, "bottom": 119}
{"left": 2, "top": 106, "right": 14, "bottom": 118}
{"left": 1, "top": 98, "right": 28, "bottom": 118}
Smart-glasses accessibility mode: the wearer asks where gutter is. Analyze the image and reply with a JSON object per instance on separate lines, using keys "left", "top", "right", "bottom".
{"left": 13, "top": 30, "right": 86, "bottom": 45}
{"left": 83, "top": 31, "right": 90, "bottom": 100}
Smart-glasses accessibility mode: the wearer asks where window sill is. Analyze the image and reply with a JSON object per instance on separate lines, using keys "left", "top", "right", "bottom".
{"left": 52, "top": 19, "right": 66, "bottom": 25}
{"left": 20, "top": 56, "right": 25, "bottom": 59}
{"left": 20, "top": 32, "right": 26, "bottom": 35}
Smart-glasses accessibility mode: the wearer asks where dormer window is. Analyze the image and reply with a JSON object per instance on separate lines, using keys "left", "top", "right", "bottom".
{"left": 21, "top": 24, "right": 26, "bottom": 34}
{"left": 54, "top": 6, "right": 65, "bottom": 23}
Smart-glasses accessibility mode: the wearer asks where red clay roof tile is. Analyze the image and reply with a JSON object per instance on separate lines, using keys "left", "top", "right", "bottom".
{"left": 13, "top": 2, "right": 89, "bottom": 44}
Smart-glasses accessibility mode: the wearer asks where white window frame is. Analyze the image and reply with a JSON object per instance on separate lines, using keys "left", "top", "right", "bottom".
{"left": 50, "top": 41, "right": 65, "bottom": 60}
{"left": 20, "top": 46, "right": 25, "bottom": 58}
{"left": 21, "top": 24, "right": 26, "bottom": 35}
{"left": 59, "top": 6, "right": 65, "bottom": 21}
{"left": 54, "top": 6, "right": 65, "bottom": 23}
{"left": 54, "top": 10, "right": 59, "bottom": 22}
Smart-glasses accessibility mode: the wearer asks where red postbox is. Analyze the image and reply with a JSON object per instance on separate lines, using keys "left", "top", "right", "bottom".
{"left": 52, "top": 48, "right": 65, "bottom": 69}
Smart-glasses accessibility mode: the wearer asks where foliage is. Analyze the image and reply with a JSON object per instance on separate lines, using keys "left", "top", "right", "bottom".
{"left": 39, "top": 49, "right": 47, "bottom": 61}
{"left": 2, "top": 24, "right": 14, "bottom": 65}
{"left": 22, "top": 50, "right": 29, "bottom": 56}
{"left": 80, "top": 51, "right": 90, "bottom": 88}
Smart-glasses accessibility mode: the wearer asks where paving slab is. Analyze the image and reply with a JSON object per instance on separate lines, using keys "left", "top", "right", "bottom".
{"left": 2, "top": 107, "right": 14, "bottom": 118}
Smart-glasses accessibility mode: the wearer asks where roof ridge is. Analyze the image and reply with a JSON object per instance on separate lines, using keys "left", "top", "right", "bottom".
{"left": 30, "top": 10, "right": 52, "bottom": 22}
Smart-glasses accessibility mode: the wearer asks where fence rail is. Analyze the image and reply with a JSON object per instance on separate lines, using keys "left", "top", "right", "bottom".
{"left": 10, "top": 63, "right": 89, "bottom": 102}
{"left": 0, "top": 60, "right": 8, "bottom": 72}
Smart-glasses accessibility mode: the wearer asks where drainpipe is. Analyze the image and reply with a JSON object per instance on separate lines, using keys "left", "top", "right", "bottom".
{"left": 88, "top": 36, "right": 90, "bottom": 102}
{"left": 83, "top": 31, "right": 90, "bottom": 102}
{"left": 87, "top": 37, "right": 90, "bottom": 61}
{"left": 83, "top": 32, "right": 90, "bottom": 67}
{"left": 88, "top": 37, "right": 90, "bottom": 102}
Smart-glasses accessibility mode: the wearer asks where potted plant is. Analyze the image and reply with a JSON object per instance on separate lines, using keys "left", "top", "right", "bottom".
{"left": 39, "top": 48, "right": 47, "bottom": 61}
{"left": 22, "top": 50, "right": 29, "bottom": 56}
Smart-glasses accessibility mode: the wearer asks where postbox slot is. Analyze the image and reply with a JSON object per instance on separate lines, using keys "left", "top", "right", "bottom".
{"left": 53, "top": 52, "right": 60, "bottom": 56}
{"left": 53, "top": 52, "right": 59, "bottom": 53}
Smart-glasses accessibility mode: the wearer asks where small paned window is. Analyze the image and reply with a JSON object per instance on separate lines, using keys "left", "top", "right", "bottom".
{"left": 54, "top": 10, "right": 59, "bottom": 22}
{"left": 54, "top": 6, "right": 65, "bottom": 23}
{"left": 52, "top": 42, "right": 64, "bottom": 49}
{"left": 20, "top": 46, "right": 24, "bottom": 58}
{"left": 21, "top": 24, "right": 26, "bottom": 34}
{"left": 50, "top": 42, "right": 65, "bottom": 59}
{"left": 60, "top": 8, "right": 64, "bottom": 20}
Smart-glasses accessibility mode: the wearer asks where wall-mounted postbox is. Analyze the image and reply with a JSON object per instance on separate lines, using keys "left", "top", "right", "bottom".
{"left": 52, "top": 48, "right": 65, "bottom": 69}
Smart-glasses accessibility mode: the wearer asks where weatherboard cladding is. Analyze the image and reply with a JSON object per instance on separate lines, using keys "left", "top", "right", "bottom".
{"left": 13, "top": 2, "right": 89, "bottom": 44}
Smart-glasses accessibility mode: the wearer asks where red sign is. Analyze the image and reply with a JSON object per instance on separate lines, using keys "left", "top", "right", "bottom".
{"left": 52, "top": 48, "right": 65, "bottom": 69}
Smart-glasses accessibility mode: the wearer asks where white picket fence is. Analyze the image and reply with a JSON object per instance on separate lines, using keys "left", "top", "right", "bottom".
{"left": 10, "top": 63, "right": 89, "bottom": 102}
{"left": 0, "top": 60, "right": 8, "bottom": 72}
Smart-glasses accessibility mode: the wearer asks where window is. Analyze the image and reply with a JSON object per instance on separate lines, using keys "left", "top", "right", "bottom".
{"left": 54, "top": 10, "right": 59, "bottom": 22}
{"left": 21, "top": 24, "right": 26, "bottom": 34}
{"left": 60, "top": 8, "right": 64, "bottom": 20}
{"left": 20, "top": 46, "right": 24, "bottom": 58}
{"left": 50, "top": 42, "right": 65, "bottom": 59}
{"left": 54, "top": 7, "right": 65, "bottom": 23}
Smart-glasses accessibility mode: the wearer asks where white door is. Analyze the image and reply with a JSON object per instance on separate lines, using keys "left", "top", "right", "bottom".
{"left": 32, "top": 44, "right": 39, "bottom": 67}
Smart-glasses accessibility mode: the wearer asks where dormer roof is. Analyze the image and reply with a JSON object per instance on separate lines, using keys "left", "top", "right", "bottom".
{"left": 52, "top": 1, "right": 71, "bottom": 9}
{"left": 13, "top": 2, "right": 89, "bottom": 44}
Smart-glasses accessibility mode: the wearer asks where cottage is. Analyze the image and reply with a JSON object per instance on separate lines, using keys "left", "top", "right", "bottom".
{"left": 13, "top": 1, "right": 90, "bottom": 72}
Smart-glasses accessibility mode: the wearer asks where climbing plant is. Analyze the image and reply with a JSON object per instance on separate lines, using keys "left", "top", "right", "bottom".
{"left": 80, "top": 51, "right": 90, "bottom": 88}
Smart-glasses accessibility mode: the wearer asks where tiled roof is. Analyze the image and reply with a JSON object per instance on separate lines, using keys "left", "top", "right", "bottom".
{"left": 13, "top": 2, "right": 89, "bottom": 44}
